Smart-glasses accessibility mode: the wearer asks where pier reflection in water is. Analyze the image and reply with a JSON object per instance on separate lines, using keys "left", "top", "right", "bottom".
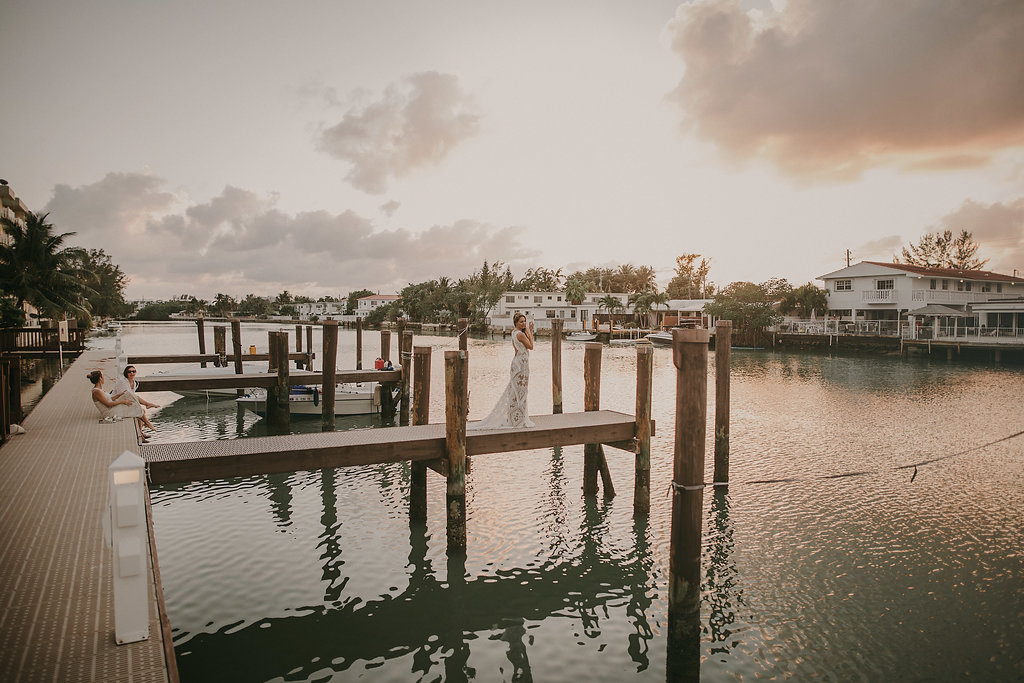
{"left": 127, "top": 324, "right": 1023, "bottom": 682}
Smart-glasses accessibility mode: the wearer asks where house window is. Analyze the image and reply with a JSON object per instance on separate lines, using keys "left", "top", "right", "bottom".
{"left": 876, "top": 279, "right": 894, "bottom": 290}
{"left": 965, "top": 282, "right": 972, "bottom": 291}
{"left": 547, "top": 296, "right": 552, "bottom": 301}
{"left": 834, "top": 280, "right": 852, "bottom": 291}
{"left": 557, "top": 296, "right": 562, "bottom": 301}
{"left": 546, "top": 310, "right": 555, "bottom": 318}
{"left": 506, "top": 296, "right": 515, "bottom": 303}
{"left": 942, "top": 279, "right": 949, "bottom": 290}
{"left": 997, "top": 284, "right": 1003, "bottom": 293}
{"left": 571, "top": 310, "right": 576, "bottom": 318}
{"left": 981, "top": 283, "right": 992, "bottom": 292}
{"left": 534, "top": 296, "right": 542, "bottom": 304}
{"left": 930, "top": 279, "right": 936, "bottom": 290}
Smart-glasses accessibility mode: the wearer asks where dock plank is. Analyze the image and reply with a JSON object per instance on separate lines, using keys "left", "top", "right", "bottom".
{"left": 141, "top": 411, "right": 641, "bottom": 484}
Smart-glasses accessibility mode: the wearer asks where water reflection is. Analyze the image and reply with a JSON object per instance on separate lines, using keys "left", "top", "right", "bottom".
{"left": 169, "top": 463, "right": 664, "bottom": 682}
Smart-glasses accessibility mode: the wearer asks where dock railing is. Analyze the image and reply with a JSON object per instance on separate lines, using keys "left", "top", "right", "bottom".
{"left": 1, "top": 326, "right": 87, "bottom": 353}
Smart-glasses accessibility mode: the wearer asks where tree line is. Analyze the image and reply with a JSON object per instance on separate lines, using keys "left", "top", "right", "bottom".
{"left": 1, "top": 210, "right": 989, "bottom": 338}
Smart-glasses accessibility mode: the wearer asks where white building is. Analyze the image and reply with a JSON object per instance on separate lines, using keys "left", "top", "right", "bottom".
{"left": 489, "top": 291, "right": 631, "bottom": 331}
{"left": 356, "top": 294, "right": 401, "bottom": 318}
{"left": 819, "top": 261, "right": 1024, "bottom": 322}
{"left": 294, "top": 301, "right": 347, "bottom": 319}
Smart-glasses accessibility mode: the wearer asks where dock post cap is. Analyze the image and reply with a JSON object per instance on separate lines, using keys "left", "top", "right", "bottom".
{"left": 108, "top": 450, "right": 150, "bottom": 645}
{"left": 672, "top": 328, "right": 710, "bottom": 369}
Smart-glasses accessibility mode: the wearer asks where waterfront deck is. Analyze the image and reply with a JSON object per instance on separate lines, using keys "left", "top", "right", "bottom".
{"left": 0, "top": 350, "right": 174, "bottom": 683}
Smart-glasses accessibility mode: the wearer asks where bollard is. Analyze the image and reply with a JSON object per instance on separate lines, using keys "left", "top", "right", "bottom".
{"left": 230, "top": 320, "right": 244, "bottom": 397}
{"left": 108, "top": 451, "right": 150, "bottom": 644}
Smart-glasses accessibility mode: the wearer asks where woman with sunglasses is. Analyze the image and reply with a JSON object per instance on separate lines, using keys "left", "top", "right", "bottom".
{"left": 113, "top": 365, "right": 158, "bottom": 432}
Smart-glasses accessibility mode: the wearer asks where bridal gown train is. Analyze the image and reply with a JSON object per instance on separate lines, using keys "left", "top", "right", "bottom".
{"left": 470, "top": 331, "right": 534, "bottom": 430}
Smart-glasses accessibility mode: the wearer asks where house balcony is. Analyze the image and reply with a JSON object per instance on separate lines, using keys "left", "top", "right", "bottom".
{"left": 861, "top": 290, "right": 898, "bottom": 304}
{"left": 910, "top": 290, "right": 995, "bottom": 306}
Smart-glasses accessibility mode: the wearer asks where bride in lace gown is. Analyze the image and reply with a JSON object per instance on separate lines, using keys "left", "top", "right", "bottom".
{"left": 471, "top": 313, "right": 535, "bottom": 430}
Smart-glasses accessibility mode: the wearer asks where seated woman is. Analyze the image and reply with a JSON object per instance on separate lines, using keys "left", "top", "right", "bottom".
{"left": 112, "top": 365, "right": 157, "bottom": 431}
{"left": 88, "top": 370, "right": 148, "bottom": 440}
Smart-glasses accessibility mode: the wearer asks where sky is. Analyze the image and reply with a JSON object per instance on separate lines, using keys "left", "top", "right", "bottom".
{"left": 2, "top": 0, "right": 1023, "bottom": 301}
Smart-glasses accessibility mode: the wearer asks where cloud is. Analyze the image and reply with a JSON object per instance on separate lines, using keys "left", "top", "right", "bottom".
{"left": 855, "top": 235, "right": 903, "bottom": 262}
{"left": 42, "top": 171, "right": 536, "bottom": 299}
{"left": 666, "top": 0, "right": 1024, "bottom": 180}
{"left": 318, "top": 72, "right": 481, "bottom": 193}
{"left": 935, "top": 197, "right": 1024, "bottom": 274}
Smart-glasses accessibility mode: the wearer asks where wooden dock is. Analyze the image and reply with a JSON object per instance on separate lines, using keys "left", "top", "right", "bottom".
{"left": 141, "top": 410, "right": 645, "bottom": 484}
{"left": 0, "top": 350, "right": 175, "bottom": 683}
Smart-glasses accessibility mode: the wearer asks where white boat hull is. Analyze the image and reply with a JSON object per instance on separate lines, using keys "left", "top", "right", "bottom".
{"left": 236, "top": 382, "right": 395, "bottom": 417}
{"left": 567, "top": 332, "right": 598, "bottom": 342}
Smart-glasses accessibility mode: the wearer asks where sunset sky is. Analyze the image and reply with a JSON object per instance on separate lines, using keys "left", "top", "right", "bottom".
{"left": 3, "top": 0, "right": 1023, "bottom": 301}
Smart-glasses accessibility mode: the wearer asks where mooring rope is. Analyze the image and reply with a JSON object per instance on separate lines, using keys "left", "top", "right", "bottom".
{"left": 668, "top": 428, "right": 1024, "bottom": 495}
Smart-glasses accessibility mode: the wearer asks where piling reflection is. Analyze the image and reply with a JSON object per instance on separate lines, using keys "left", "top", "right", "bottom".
{"left": 666, "top": 488, "right": 702, "bottom": 683}
{"left": 174, "top": 475, "right": 664, "bottom": 682}
{"left": 704, "top": 488, "right": 742, "bottom": 659}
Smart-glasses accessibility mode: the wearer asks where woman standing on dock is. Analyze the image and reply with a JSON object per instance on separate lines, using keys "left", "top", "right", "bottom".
{"left": 471, "top": 312, "right": 535, "bottom": 429}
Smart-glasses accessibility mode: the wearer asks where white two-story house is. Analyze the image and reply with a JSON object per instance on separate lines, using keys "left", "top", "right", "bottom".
{"left": 356, "top": 294, "right": 401, "bottom": 319}
{"left": 489, "top": 291, "right": 631, "bottom": 331}
{"left": 819, "top": 261, "right": 1024, "bottom": 322}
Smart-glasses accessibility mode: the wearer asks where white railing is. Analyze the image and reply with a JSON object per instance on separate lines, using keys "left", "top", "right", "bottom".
{"left": 904, "top": 325, "right": 1023, "bottom": 342}
{"left": 862, "top": 290, "right": 898, "bottom": 303}
{"left": 910, "top": 290, "right": 992, "bottom": 304}
{"left": 775, "top": 319, "right": 903, "bottom": 337}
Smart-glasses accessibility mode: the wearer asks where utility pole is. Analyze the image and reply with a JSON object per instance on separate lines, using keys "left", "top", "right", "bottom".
{"left": 846, "top": 249, "right": 852, "bottom": 267}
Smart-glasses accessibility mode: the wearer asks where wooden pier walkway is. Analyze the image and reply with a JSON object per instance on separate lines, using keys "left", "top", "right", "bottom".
{"left": 141, "top": 410, "right": 644, "bottom": 484}
{"left": 0, "top": 350, "right": 175, "bottom": 683}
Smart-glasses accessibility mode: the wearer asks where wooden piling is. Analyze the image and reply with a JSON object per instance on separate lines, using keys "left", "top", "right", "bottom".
{"left": 213, "top": 326, "right": 226, "bottom": 367}
{"left": 381, "top": 330, "right": 391, "bottom": 363}
{"left": 321, "top": 321, "right": 338, "bottom": 432}
{"left": 1, "top": 361, "right": 8, "bottom": 442}
{"left": 230, "top": 320, "right": 243, "bottom": 396}
{"left": 410, "top": 345, "right": 432, "bottom": 521}
{"left": 399, "top": 330, "right": 413, "bottom": 425}
{"left": 458, "top": 318, "right": 468, "bottom": 352}
{"left": 582, "top": 343, "right": 613, "bottom": 497}
{"left": 267, "top": 331, "right": 279, "bottom": 373}
{"left": 551, "top": 319, "right": 563, "bottom": 414}
{"left": 445, "top": 350, "right": 468, "bottom": 554}
{"left": 668, "top": 328, "right": 709, "bottom": 625}
{"left": 306, "top": 325, "right": 313, "bottom": 370}
{"left": 714, "top": 320, "right": 732, "bottom": 485}
{"left": 634, "top": 344, "right": 653, "bottom": 515}
{"left": 196, "top": 316, "right": 207, "bottom": 368}
{"left": 272, "top": 332, "right": 291, "bottom": 430}
{"left": 295, "top": 324, "right": 303, "bottom": 369}
{"left": 355, "top": 317, "right": 363, "bottom": 370}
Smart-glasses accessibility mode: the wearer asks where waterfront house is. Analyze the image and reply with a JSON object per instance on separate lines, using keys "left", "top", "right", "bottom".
{"left": 356, "top": 294, "right": 400, "bottom": 319}
{"left": 294, "top": 301, "right": 347, "bottom": 319}
{"left": 489, "top": 291, "right": 631, "bottom": 330}
{"left": 819, "top": 261, "right": 1024, "bottom": 331}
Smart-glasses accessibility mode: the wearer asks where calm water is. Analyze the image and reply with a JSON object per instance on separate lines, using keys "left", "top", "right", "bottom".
{"left": 93, "top": 323, "right": 1024, "bottom": 681}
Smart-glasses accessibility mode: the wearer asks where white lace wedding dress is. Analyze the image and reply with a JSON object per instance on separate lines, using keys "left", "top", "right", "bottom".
{"left": 470, "top": 330, "right": 534, "bottom": 430}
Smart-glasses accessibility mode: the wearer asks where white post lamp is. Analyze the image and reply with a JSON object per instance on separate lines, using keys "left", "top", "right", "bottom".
{"left": 108, "top": 451, "right": 150, "bottom": 644}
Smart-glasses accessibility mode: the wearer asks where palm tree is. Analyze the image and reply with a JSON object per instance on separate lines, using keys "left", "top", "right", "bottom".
{"left": 598, "top": 294, "right": 623, "bottom": 328}
{"left": 563, "top": 275, "right": 587, "bottom": 305}
{"left": 0, "top": 211, "right": 91, "bottom": 322}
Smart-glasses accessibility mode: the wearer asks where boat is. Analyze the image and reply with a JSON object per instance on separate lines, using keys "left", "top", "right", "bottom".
{"left": 236, "top": 382, "right": 398, "bottom": 417}
{"left": 156, "top": 363, "right": 266, "bottom": 398}
{"left": 566, "top": 331, "right": 598, "bottom": 342}
{"left": 645, "top": 331, "right": 674, "bottom": 345}
{"left": 610, "top": 329, "right": 652, "bottom": 346}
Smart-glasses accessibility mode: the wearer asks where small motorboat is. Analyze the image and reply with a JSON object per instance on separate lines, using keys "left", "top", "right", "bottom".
{"left": 236, "top": 382, "right": 398, "bottom": 417}
{"left": 645, "top": 331, "right": 675, "bottom": 345}
{"left": 566, "top": 331, "right": 598, "bottom": 342}
{"left": 157, "top": 363, "right": 266, "bottom": 398}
